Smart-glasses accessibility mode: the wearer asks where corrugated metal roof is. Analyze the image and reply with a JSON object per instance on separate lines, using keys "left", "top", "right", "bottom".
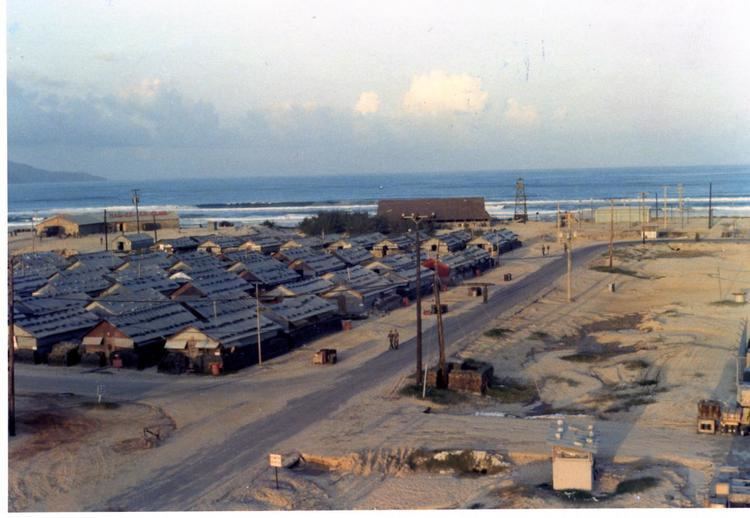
{"left": 264, "top": 294, "right": 338, "bottom": 326}
{"left": 102, "top": 301, "right": 197, "bottom": 345}
{"left": 15, "top": 306, "right": 99, "bottom": 340}
{"left": 290, "top": 252, "right": 347, "bottom": 276}
{"left": 330, "top": 247, "right": 373, "bottom": 266}
{"left": 268, "top": 277, "right": 335, "bottom": 297}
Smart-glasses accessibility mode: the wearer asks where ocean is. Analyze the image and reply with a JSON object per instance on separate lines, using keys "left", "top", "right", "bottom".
{"left": 8, "top": 164, "right": 750, "bottom": 229}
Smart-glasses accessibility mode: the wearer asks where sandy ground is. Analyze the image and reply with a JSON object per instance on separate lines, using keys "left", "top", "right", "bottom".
{"left": 8, "top": 216, "right": 750, "bottom": 511}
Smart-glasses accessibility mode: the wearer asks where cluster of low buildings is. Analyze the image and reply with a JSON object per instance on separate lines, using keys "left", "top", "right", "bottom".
{"left": 12, "top": 223, "right": 522, "bottom": 375}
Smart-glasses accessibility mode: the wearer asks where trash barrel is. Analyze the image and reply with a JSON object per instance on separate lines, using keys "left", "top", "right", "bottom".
{"left": 608, "top": 283, "right": 616, "bottom": 293}
{"left": 210, "top": 363, "right": 221, "bottom": 376}
{"left": 112, "top": 357, "right": 123, "bottom": 369}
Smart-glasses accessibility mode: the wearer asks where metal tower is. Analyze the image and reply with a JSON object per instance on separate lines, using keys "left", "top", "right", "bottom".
{"left": 514, "top": 178, "right": 528, "bottom": 223}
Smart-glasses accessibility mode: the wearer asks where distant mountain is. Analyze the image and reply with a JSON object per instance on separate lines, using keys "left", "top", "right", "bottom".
{"left": 8, "top": 161, "right": 106, "bottom": 184}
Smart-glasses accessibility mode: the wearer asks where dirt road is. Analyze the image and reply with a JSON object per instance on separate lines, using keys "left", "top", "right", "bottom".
{"left": 94, "top": 241, "right": 611, "bottom": 510}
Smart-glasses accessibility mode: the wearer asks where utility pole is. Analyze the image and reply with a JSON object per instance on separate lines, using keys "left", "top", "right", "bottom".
{"left": 132, "top": 189, "right": 141, "bottom": 233}
{"left": 566, "top": 212, "right": 573, "bottom": 303}
{"left": 556, "top": 203, "right": 561, "bottom": 243}
{"left": 152, "top": 214, "right": 159, "bottom": 243}
{"left": 608, "top": 199, "right": 614, "bottom": 271}
{"left": 677, "top": 183, "right": 685, "bottom": 229}
{"left": 433, "top": 250, "right": 447, "bottom": 388}
{"left": 31, "top": 212, "right": 36, "bottom": 253}
{"left": 717, "top": 266, "right": 722, "bottom": 301}
{"left": 103, "top": 209, "right": 109, "bottom": 251}
{"left": 8, "top": 256, "right": 16, "bottom": 436}
{"left": 663, "top": 185, "right": 668, "bottom": 228}
{"left": 708, "top": 182, "right": 713, "bottom": 229}
{"left": 401, "top": 212, "right": 434, "bottom": 384}
{"left": 256, "top": 283, "right": 263, "bottom": 366}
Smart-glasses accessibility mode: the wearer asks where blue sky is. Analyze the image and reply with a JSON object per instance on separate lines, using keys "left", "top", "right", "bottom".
{"left": 7, "top": 0, "right": 750, "bottom": 179}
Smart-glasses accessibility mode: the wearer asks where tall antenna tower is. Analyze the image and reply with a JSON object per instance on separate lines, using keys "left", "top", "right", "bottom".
{"left": 131, "top": 189, "right": 141, "bottom": 232}
{"left": 514, "top": 178, "right": 528, "bottom": 223}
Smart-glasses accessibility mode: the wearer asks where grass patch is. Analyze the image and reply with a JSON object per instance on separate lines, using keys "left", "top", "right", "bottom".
{"left": 80, "top": 401, "right": 120, "bottom": 410}
{"left": 589, "top": 265, "right": 650, "bottom": 279}
{"left": 486, "top": 377, "right": 539, "bottom": 404}
{"left": 623, "top": 359, "right": 650, "bottom": 371}
{"left": 710, "top": 300, "right": 747, "bottom": 307}
{"left": 484, "top": 327, "right": 512, "bottom": 339}
{"left": 537, "top": 483, "right": 604, "bottom": 503}
{"left": 652, "top": 249, "right": 714, "bottom": 259}
{"left": 615, "top": 477, "right": 660, "bottom": 494}
{"left": 561, "top": 351, "right": 616, "bottom": 363}
{"left": 530, "top": 331, "right": 552, "bottom": 342}
{"left": 545, "top": 375, "right": 581, "bottom": 388}
{"left": 398, "top": 384, "right": 468, "bottom": 405}
{"left": 604, "top": 396, "right": 654, "bottom": 413}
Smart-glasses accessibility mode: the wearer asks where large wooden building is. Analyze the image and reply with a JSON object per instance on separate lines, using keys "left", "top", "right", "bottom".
{"left": 377, "top": 198, "right": 491, "bottom": 229}
{"left": 35, "top": 211, "right": 179, "bottom": 237}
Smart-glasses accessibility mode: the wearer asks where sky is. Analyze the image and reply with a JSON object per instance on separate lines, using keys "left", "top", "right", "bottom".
{"left": 6, "top": 0, "right": 750, "bottom": 179}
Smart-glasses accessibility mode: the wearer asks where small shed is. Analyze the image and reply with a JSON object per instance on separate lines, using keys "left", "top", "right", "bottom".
{"left": 371, "top": 235, "right": 414, "bottom": 258}
{"left": 238, "top": 234, "right": 284, "bottom": 254}
{"left": 112, "top": 233, "right": 155, "bottom": 253}
{"left": 196, "top": 235, "right": 242, "bottom": 255}
{"left": 547, "top": 420, "right": 597, "bottom": 491}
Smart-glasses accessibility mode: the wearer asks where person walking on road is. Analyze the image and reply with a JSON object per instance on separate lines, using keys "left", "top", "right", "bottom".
{"left": 388, "top": 329, "right": 395, "bottom": 350}
{"left": 393, "top": 329, "right": 399, "bottom": 349}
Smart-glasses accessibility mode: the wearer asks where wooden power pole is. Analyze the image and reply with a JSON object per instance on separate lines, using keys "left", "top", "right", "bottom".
{"left": 608, "top": 199, "right": 614, "bottom": 271}
{"left": 256, "top": 283, "right": 263, "bottom": 366}
{"left": 566, "top": 212, "right": 573, "bottom": 303}
{"left": 8, "top": 256, "right": 16, "bottom": 436}
{"left": 152, "top": 214, "right": 159, "bottom": 243}
{"left": 401, "top": 212, "right": 434, "bottom": 383}
{"left": 433, "top": 250, "right": 447, "bottom": 388}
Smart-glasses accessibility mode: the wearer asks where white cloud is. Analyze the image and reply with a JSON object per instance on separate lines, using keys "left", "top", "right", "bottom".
{"left": 504, "top": 98, "right": 539, "bottom": 126}
{"left": 120, "top": 78, "right": 162, "bottom": 100}
{"left": 402, "top": 70, "right": 488, "bottom": 115}
{"left": 355, "top": 91, "right": 380, "bottom": 114}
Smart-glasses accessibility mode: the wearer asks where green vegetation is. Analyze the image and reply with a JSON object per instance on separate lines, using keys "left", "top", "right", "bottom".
{"left": 615, "top": 476, "right": 660, "bottom": 494}
{"left": 537, "top": 475, "right": 660, "bottom": 503}
{"left": 623, "top": 359, "right": 650, "bottom": 371}
{"left": 486, "top": 377, "right": 538, "bottom": 404}
{"left": 561, "top": 351, "right": 617, "bottom": 363}
{"left": 398, "top": 384, "right": 468, "bottom": 405}
{"left": 544, "top": 375, "right": 581, "bottom": 388}
{"left": 605, "top": 396, "right": 654, "bottom": 413}
{"left": 589, "top": 265, "right": 651, "bottom": 279}
{"left": 81, "top": 401, "right": 120, "bottom": 410}
{"left": 530, "top": 331, "right": 552, "bottom": 342}
{"left": 298, "top": 210, "right": 390, "bottom": 236}
{"left": 710, "top": 300, "right": 746, "bottom": 307}
{"left": 484, "top": 327, "right": 512, "bottom": 339}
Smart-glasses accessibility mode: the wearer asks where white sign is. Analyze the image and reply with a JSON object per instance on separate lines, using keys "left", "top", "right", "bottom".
{"left": 269, "top": 453, "right": 282, "bottom": 468}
